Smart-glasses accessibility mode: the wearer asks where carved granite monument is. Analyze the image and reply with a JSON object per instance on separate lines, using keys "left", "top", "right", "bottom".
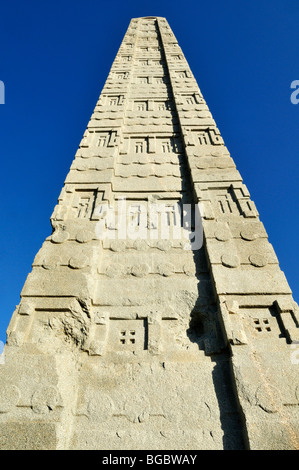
{"left": 0, "top": 16, "right": 298, "bottom": 450}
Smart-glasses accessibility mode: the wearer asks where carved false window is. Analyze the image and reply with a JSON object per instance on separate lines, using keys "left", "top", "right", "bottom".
{"left": 158, "top": 136, "right": 181, "bottom": 153}
{"left": 161, "top": 140, "right": 171, "bottom": 153}
{"left": 197, "top": 131, "right": 211, "bottom": 145}
{"left": 254, "top": 318, "right": 272, "bottom": 333}
{"left": 137, "top": 76, "right": 148, "bottom": 84}
{"left": 133, "top": 138, "right": 148, "bottom": 154}
{"left": 163, "top": 204, "right": 179, "bottom": 226}
{"left": 106, "top": 95, "right": 123, "bottom": 107}
{"left": 76, "top": 193, "right": 96, "bottom": 219}
{"left": 128, "top": 204, "right": 146, "bottom": 228}
{"left": 121, "top": 56, "right": 131, "bottom": 62}
{"left": 115, "top": 72, "right": 128, "bottom": 80}
{"left": 108, "top": 319, "right": 148, "bottom": 352}
{"left": 135, "top": 101, "right": 148, "bottom": 111}
{"left": 213, "top": 190, "right": 239, "bottom": 216}
{"left": 97, "top": 134, "right": 109, "bottom": 147}
{"left": 109, "top": 97, "right": 118, "bottom": 106}
{"left": 120, "top": 329, "right": 136, "bottom": 345}
{"left": 157, "top": 101, "right": 170, "bottom": 111}
{"left": 185, "top": 96, "right": 195, "bottom": 105}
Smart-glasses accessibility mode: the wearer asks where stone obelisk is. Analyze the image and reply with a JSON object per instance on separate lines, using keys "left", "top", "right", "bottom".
{"left": 0, "top": 17, "right": 298, "bottom": 450}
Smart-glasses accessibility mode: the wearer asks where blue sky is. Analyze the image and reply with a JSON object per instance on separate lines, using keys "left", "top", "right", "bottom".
{"left": 0, "top": 0, "right": 298, "bottom": 341}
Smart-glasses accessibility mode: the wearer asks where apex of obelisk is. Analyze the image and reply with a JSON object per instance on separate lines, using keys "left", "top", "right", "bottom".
{"left": 132, "top": 16, "right": 166, "bottom": 20}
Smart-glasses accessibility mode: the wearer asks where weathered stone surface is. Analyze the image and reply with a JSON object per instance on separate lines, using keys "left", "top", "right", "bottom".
{"left": 0, "top": 16, "right": 298, "bottom": 450}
